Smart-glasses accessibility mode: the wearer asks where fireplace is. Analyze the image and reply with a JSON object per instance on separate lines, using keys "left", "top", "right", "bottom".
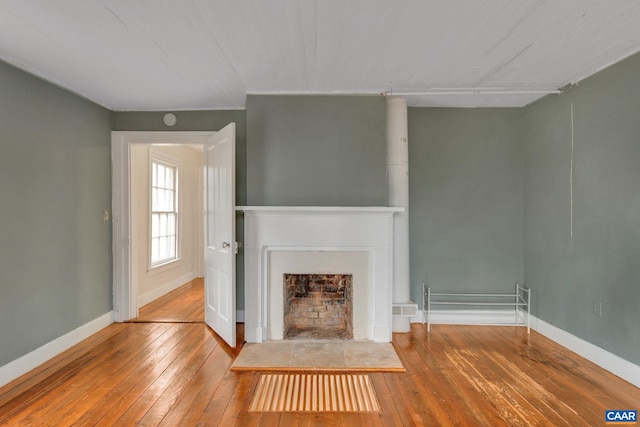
{"left": 238, "top": 206, "right": 402, "bottom": 343}
{"left": 268, "top": 250, "right": 368, "bottom": 340}
{"left": 283, "top": 274, "right": 353, "bottom": 339}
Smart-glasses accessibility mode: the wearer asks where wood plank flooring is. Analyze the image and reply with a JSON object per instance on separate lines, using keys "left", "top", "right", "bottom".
{"left": 133, "top": 278, "right": 204, "bottom": 323}
{"left": 1, "top": 281, "right": 639, "bottom": 426}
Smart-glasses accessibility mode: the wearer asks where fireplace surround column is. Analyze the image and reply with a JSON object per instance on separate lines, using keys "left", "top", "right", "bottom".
{"left": 387, "top": 96, "right": 413, "bottom": 332}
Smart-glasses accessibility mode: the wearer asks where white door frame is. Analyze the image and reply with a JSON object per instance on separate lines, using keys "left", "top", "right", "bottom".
{"left": 111, "top": 131, "right": 215, "bottom": 322}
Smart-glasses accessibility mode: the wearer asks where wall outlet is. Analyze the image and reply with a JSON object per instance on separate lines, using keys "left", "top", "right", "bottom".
{"left": 593, "top": 301, "right": 603, "bottom": 316}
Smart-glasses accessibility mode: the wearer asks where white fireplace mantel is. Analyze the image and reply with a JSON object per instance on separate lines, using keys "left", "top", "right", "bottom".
{"left": 237, "top": 206, "right": 403, "bottom": 343}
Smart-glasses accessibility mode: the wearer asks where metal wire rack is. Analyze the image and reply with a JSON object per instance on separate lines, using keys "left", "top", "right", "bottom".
{"left": 423, "top": 282, "right": 531, "bottom": 333}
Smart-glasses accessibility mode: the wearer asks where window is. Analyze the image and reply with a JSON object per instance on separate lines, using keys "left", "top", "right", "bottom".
{"left": 150, "top": 158, "right": 178, "bottom": 266}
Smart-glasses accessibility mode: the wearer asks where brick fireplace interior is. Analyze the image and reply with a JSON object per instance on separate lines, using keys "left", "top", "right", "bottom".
{"left": 283, "top": 273, "right": 353, "bottom": 340}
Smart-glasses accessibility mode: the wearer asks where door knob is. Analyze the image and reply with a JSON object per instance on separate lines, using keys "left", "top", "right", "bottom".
{"left": 222, "top": 242, "right": 230, "bottom": 248}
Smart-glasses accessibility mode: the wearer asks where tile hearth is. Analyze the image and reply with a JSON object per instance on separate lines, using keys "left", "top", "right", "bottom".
{"left": 230, "top": 341, "right": 405, "bottom": 372}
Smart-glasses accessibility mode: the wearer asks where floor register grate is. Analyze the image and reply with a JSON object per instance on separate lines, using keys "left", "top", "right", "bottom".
{"left": 248, "top": 373, "right": 380, "bottom": 413}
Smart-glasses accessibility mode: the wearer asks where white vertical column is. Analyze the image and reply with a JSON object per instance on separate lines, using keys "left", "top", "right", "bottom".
{"left": 387, "top": 96, "right": 411, "bottom": 332}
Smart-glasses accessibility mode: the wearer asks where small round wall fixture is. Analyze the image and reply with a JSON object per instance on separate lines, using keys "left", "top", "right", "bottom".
{"left": 163, "top": 112, "right": 177, "bottom": 127}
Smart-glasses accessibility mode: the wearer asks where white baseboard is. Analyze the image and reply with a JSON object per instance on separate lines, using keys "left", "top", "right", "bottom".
{"left": 236, "top": 310, "right": 245, "bottom": 323}
{"left": 410, "top": 310, "right": 425, "bottom": 324}
{"left": 138, "top": 272, "right": 197, "bottom": 307}
{"left": 412, "top": 309, "right": 640, "bottom": 388}
{"left": 0, "top": 311, "right": 114, "bottom": 388}
{"left": 530, "top": 315, "right": 640, "bottom": 388}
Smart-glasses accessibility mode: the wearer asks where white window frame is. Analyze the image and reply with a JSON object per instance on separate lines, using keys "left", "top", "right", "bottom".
{"left": 149, "top": 150, "right": 181, "bottom": 270}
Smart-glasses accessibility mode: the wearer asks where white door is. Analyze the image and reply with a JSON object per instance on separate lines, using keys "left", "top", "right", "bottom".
{"left": 204, "top": 123, "right": 236, "bottom": 347}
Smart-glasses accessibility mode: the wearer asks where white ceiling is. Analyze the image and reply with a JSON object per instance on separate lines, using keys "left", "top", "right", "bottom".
{"left": 1, "top": 0, "right": 640, "bottom": 111}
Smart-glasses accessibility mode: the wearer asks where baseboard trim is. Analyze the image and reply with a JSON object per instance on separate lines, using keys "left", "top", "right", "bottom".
{"left": 138, "top": 272, "right": 197, "bottom": 308}
{"left": 0, "top": 311, "right": 114, "bottom": 388}
{"left": 236, "top": 310, "right": 245, "bottom": 323}
{"left": 412, "top": 309, "right": 640, "bottom": 388}
{"left": 530, "top": 315, "right": 640, "bottom": 388}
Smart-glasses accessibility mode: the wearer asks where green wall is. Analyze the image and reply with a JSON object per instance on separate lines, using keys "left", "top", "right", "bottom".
{"left": 3, "top": 50, "right": 640, "bottom": 371}
{"left": 111, "top": 110, "right": 247, "bottom": 310}
{"left": 246, "top": 95, "right": 387, "bottom": 206}
{"left": 111, "top": 111, "right": 247, "bottom": 207}
{"left": 0, "top": 61, "right": 112, "bottom": 366}
{"left": 113, "top": 96, "right": 387, "bottom": 312}
{"left": 523, "top": 52, "right": 640, "bottom": 365}
{"left": 408, "top": 108, "right": 525, "bottom": 304}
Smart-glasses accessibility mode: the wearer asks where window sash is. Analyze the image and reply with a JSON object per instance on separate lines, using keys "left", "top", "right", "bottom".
{"left": 150, "top": 159, "right": 178, "bottom": 266}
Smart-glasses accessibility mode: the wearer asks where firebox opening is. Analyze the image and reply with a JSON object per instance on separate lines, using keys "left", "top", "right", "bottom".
{"left": 283, "top": 274, "right": 353, "bottom": 340}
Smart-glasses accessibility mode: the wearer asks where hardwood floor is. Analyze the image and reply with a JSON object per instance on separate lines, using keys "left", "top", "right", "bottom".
{"left": 133, "top": 278, "right": 204, "bottom": 323}
{"left": 1, "top": 283, "right": 639, "bottom": 425}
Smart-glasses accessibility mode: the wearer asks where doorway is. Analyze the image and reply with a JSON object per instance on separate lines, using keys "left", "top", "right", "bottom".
{"left": 129, "top": 142, "right": 204, "bottom": 323}
{"left": 112, "top": 132, "right": 213, "bottom": 322}
{"left": 112, "top": 128, "right": 238, "bottom": 347}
